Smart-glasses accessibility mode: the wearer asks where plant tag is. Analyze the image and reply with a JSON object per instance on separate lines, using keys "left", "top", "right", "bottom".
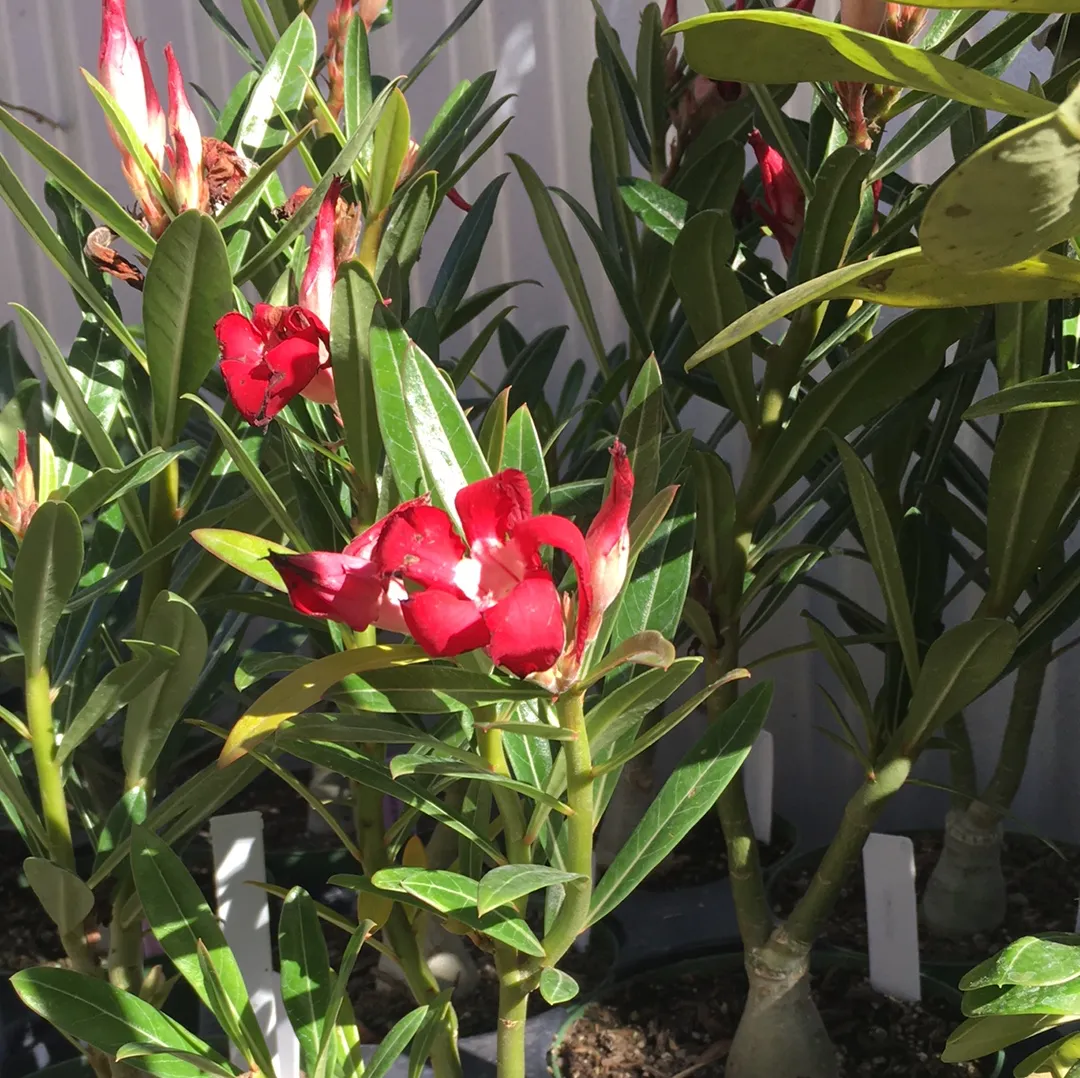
{"left": 210, "top": 811, "right": 301, "bottom": 1076}
{"left": 863, "top": 832, "right": 921, "bottom": 1002}
{"left": 744, "top": 730, "right": 773, "bottom": 845}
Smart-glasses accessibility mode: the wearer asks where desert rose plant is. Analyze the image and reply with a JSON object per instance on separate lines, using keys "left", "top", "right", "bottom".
{"left": 0, "top": 0, "right": 531, "bottom": 1075}
{"left": 512, "top": 3, "right": 1080, "bottom": 1078}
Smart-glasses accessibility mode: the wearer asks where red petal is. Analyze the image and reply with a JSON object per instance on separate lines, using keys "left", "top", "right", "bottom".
{"left": 272, "top": 552, "right": 385, "bottom": 632}
{"left": 299, "top": 177, "right": 342, "bottom": 326}
{"left": 483, "top": 574, "right": 564, "bottom": 678}
{"left": 343, "top": 495, "right": 432, "bottom": 560}
{"left": 263, "top": 337, "right": 323, "bottom": 409}
{"left": 402, "top": 588, "right": 489, "bottom": 658}
{"left": 220, "top": 357, "right": 273, "bottom": 425}
{"left": 455, "top": 470, "right": 533, "bottom": 548}
{"left": 586, "top": 440, "right": 634, "bottom": 561}
{"left": 374, "top": 504, "right": 469, "bottom": 592}
{"left": 215, "top": 312, "right": 266, "bottom": 364}
{"left": 513, "top": 513, "right": 593, "bottom": 661}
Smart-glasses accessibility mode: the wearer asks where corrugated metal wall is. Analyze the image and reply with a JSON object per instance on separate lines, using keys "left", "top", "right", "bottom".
{"left": 0, "top": 0, "right": 1073, "bottom": 848}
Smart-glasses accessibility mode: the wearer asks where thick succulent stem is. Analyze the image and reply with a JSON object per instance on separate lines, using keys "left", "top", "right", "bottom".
{"left": 725, "top": 952, "right": 837, "bottom": 1078}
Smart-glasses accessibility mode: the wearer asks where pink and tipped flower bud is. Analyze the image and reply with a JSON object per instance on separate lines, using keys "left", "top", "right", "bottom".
{"left": 135, "top": 38, "right": 167, "bottom": 168}
{"left": 663, "top": 0, "right": 679, "bottom": 29}
{"left": 396, "top": 139, "right": 421, "bottom": 188}
{"left": 165, "top": 44, "right": 206, "bottom": 212}
{"left": 748, "top": 129, "right": 806, "bottom": 261}
{"left": 447, "top": 188, "right": 473, "bottom": 212}
{"left": 99, "top": 0, "right": 149, "bottom": 152}
{"left": 840, "top": 0, "right": 886, "bottom": 33}
{"left": 585, "top": 440, "right": 634, "bottom": 639}
{"left": 300, "top": 178, "right": 344, "bottom": 329}
{"left": 784, "top": 0, "right": 816, "bottom": 12}
{"left": 0, "top": 432, "right": 37, "bottom": 541}
{"left": 358, "top": 0, "right": 386, "bottom": 30}
{"left": 884, "top": 2, "right": 925, "bottom": 41}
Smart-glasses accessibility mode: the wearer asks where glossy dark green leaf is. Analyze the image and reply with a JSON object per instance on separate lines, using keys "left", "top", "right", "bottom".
{"left": 66, "top": 448, "right": 191, "bottom": 521}
{"left": 617, "top": 177, "right": 687, "bottom": 243}
{"left": 670, "top": 210, "right": 756, "bottom": 431}
{"left": 588, "top": 681, "right": 772, "bottom": 923}
{"left": 618, "top": 357, "right": 664, "bottom": 513}
{"left": 366, "top": 1005, "right": 432, "bottom": 1078}
{"left": 476, "top": 865, "right": 587, "bottom": 916}
{"left": 962, "top": 936, "right": 1080, "bottom": 990}
{"left": 503, "top": 405, "right": 549, "bottom": 507}
{"left": 14, "top": 501, "right": 83, "bottom": 673}
{"left": 943, "top": 1014, "right": 1068, "bottom": 1063}
{"left": 377, "top": 170, "right": 437, "bottom": 281}
{"left": 540, "top": 967, "right": 581, "bottom": 1005}
{"left": 967, "top": 369, "right": 1080, "bottom": 417}
{"left": 343, "top": 14, "right": 372, "bottom": 139}
{"left": 280, "top": 887, "right": 334, "bottom": 1078}
{"left": 23, "top": 858, "right": 94, "bottom": 934}
{"left": 368, "top": 88, "right": 411, "bottom": 217}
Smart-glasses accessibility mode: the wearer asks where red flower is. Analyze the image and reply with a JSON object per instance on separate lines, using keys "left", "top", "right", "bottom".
{"left": 0, "top": 431, "right": 37, "bottom": 541}
{"left": 271, "top": 500, "right": 422, "bottom": 635}
{"left": 748, "top": 129, "right": 806, "bottom": 261}
{"left": 373, "top": 471, "right": 593, "bottom": 680}
{"left": 215, "top": 180, "right": 343, "bottom": 424}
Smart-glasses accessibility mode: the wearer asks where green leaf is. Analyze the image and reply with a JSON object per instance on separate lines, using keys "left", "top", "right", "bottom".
{"left": 184, "top": 396, "right": 305, "bottom": 549}
{"left": 476, "top": 865, "right": 587, "bottom": 916}
{"left": 540, "top": 967, "right": 580, "bottom": 1005}
{"left": 58, "top": 642, "right": 180, "bottom": 764}
{"left": 503, "top": 405, "right": 550, "bottom": 507}
{"left": 428, "top": 174, "right": 508, "bottom": 332}
{"left": 236, "top": 81, "right": 398, "bottom": 284}
{"left": 804, "top": 615, "right": 873, "bottom": 724}
{"left": 343, "top": 15, "right": 372, "bottom": 139}
{"left": 66, "top": 448, "right": 192, "bottom": 521}
{"left": 921, "top": 79, "right": 1080, "bottom": 270}
{"left": 968, "top": 369, "right": 1080, "bottom": 417}
{"left": 588, "top": 681, "right": 772, "bottom": 924}
{"left": 581, "top": 631, "right": 678, "bottom": 688}
{"left": 190, "top": 528, "right": 291, "bottom": 592}
{"left": 637, "top": 3, "right": 669, "bottom": 150}
{"left": 686, "top": 248, "right": 1080, "bottom": 366}
{"left": 368, "top": 88, "right": 411, "bottom": 216}
{"left": 670, "top": 210, "right": 756, "bottom": 431}
{"left": 331, "top": 262, "right": 383, "bottom": 507}
{"left": 23, "top": 858, "right": 94, "bottom": 934}
{"left": 618, "top": 357, "right": 665, "bottom": 513}
{"left": 115, "top": 1045, "right": 236, "bottom": 1078}
{"left": 377, "top": 170, "right": 438, "bottom": 281}
{"left": 12, "top": 967, "right": 224, "bottom": 1078}
{"left": 673, "top": 11, "right": 1051, "bottom": 118}
{"left": 92, "top": 786, "right": 148, "bottom": 875}
{"left": 131, "top": 825, "right": 271, "bottom": 1072}
{"left": 279, "top": 887, "right": 333, "bottom": 1078}
{"left": 14, "top": 500, "right": 83, "bottom": 673}
{"left": 900, "top": 619, "right": 1018, "bottom": 745}
{"left": 0, "top": 745, "right": 47, "bottom": 852}
{"left": 833, "top": 438, "right": 920, "bottom": 685}
{"left": 235, "top": 12, "right": 317, "bottom": 161}
{"left": 144, "top": 212, "right": 233, "bottom": 446}
{"left": 121, "top": 593, "right": 208, "bottom": 785}
{"left": 967, "top": 980, "right": 1080, "bottom": 1018}
{"left": 986, "top": 409, "right": 1080, "bottom": 614}
{"left": 0, "top": 154, "right": 145, "bottom": 365}
{"left": 962, "top": 936, "right": 1080, "bottom": 990}
{"left": 742, "top": 308, "right": 968, "bottom": 519}
{"left": 510, "top": 154, "right": 609, "bottom": 375}
{"left": 996, "top": 301, "right": 1048, "bottom": 391}
{"left": 366, "top": 1006, "right": 432, "bottom": 1078}
{"left": 943, "top": 1015, "right": 1070, "bottom": 1063}
{"left": 370, "top": 868, "right": 547, "bottom": 956}
{"left": 0, "top": 105, "right": 154, "bottom": 258}
{"left": 617, "top": 177, "right": 687, "bottom": 243}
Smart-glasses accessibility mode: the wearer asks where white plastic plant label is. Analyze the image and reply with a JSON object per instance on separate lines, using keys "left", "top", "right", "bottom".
{"left": 862, "top": 832, "right": 921, "bottom": 1002}
{"left": 744, "top": 730, "right": 774, "bottom": 845}
{"left": 210, "top": 811, "right": 301, "bottom": 1076}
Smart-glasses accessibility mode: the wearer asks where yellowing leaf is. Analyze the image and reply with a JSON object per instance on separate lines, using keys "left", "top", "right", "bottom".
{"left": 686, "top": 248, "right": 1080, "bottom": 367}
{"left": 356, "top": 891, "right": 393, "bottom": 931}
{"left": 402, "top": 835, "right": 427, "bottom": 870}
{"left": 671, "top": 11, "right": 1052, "bottom": 119}
{"left": 219, "top": 645, "right": 428, "bottom": 765}
{"left": 921, "top": 80, "right": 1080, "bottom": 269}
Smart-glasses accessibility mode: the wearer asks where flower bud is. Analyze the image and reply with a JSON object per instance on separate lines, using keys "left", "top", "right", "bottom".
{"left": 748, "top": 129, "right": 806, "bottom": 260}
{"left": 135, "top": 38, "right": 167, "bottom": 168}
{"left": 585, "top": 440, "right": 634, "bottom": 639}
{"left": 166, "top": 44, "right": 206, "bottom": 212}
{"left": 0, "top": 432, "right": 37, "bottom": 541}
{"left": 99, "top": 0, "right": 149, "bottom": 152}
{"left": 840, "top": 0, "right": 886, "bottom": 33}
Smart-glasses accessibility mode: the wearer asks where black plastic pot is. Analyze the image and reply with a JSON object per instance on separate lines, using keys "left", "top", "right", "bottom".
{"left": 609, "top": 815, "right": 798, "bottom": 974}
{"left": 548, "top": 949, "right": 1006, "bottom": 1078}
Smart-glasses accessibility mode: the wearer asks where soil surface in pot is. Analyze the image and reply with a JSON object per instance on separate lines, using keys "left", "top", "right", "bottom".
{"left": 770, "top": 831, "right": 1080, "bottom": 964}
{"left": 556, "top": 965, "right": 988, "bottom": 1078}
{"left": 640, "top": 813, "right": 793, "bottom": 892}
{"left": 0, "top": 833, "right": 66, "bottom": 969}
{"left": 339, "top": 931, "right": 614, "bottom": 1040}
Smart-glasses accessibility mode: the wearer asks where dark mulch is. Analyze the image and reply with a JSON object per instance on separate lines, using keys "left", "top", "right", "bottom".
{"left": 0, "top": 833, "right": 65, "bottom": 971}
{"left": 770, "top": 830, "right": 1080, "bottom": 965}
{"left": 555, "top": 965, "right": 989, "bottom": 1078}
{"left": 641, "top": 813, "right": 794, "bottom": 892}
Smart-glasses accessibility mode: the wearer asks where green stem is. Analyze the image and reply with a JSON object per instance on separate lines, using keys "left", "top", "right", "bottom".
{"left": 26, "top": 665, "right": 74, "bottom": 872}
{"left": 769, "top": 756, "right": 912, "bottom": 962}
{"left": 477, "top": 716, "right": 529, "bottom": 868}
{"left": 495, "top": 946, "right": 532, "bottom": 1078}
{"left": 536, "top": 689, "right": 593, "bottom": 968}
{"left": 358, "top": 210, "right": 386, "bottom": 277}
{"left": 944, "top": 712, "right": 977, "bottom": 812}
{"left": 107, "top": 883, "right": 143, "bottom": 993}
{"left": 135, "top": 462, "right": 179, "bottom": 633}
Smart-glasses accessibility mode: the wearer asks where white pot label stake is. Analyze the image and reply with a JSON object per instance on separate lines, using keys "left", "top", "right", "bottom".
{"left": 744, "top": 730, "right": 774, "bottom": 845}
{"left": 862, "top": 832, "right": 921, "bottom": 1002}
{"left": 210, "top": 811, "right": 301, "bottom": 1076}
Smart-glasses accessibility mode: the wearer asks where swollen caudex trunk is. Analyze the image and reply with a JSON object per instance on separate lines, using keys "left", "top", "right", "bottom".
{"left": 921, "top": 807, "right": 1006, "bottom": 938}
{"left": 725, "top": 953, "right": 838, "bottom": 1078}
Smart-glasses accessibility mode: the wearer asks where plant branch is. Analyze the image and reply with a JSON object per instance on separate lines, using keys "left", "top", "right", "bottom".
{"left": 26, "top": 665, "right": 74, "bottom": 871}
